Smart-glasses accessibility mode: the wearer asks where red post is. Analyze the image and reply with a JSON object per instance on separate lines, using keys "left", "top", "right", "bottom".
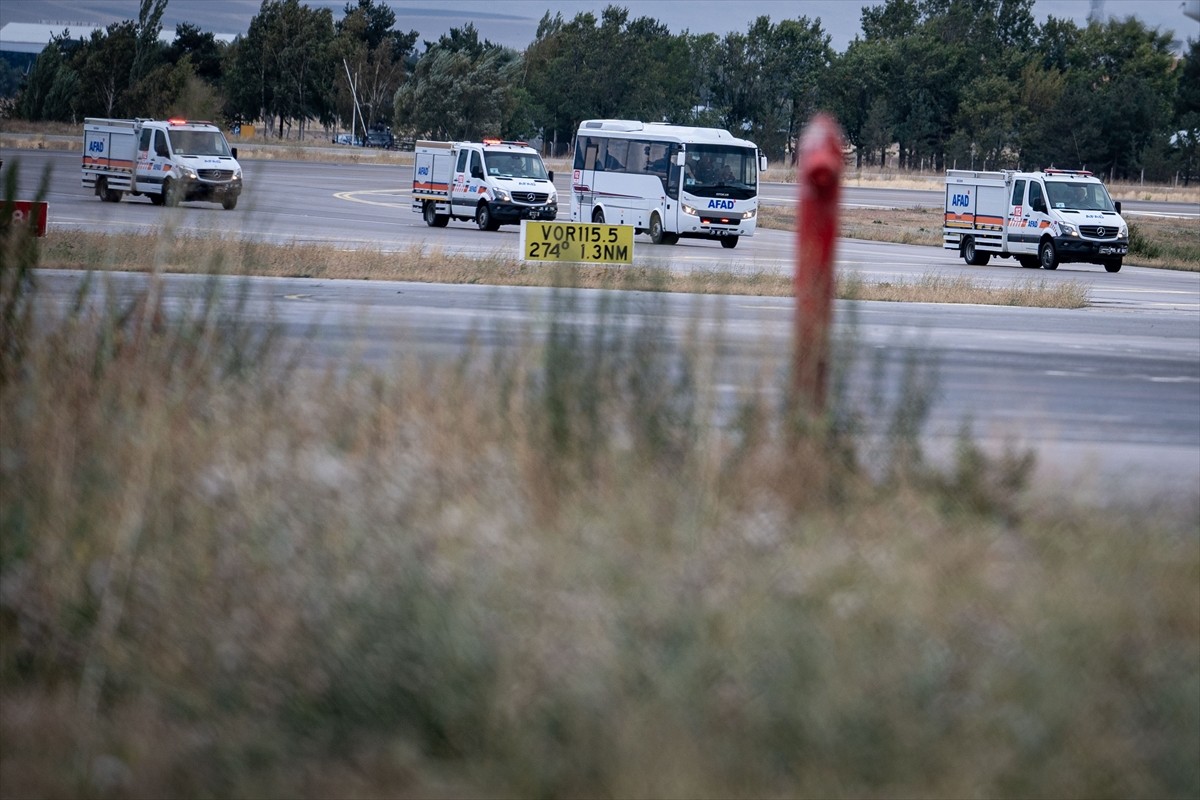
{"left": 1, "top": 200, "right": 49, "bottom": 237}
{"left": 793, "top": 114, "right": 845, "bottom": 415}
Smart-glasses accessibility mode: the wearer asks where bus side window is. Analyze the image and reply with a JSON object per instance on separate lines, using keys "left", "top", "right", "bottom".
{"left": 572, "top": 137, "right": 584, "bottom": 170}
{"left": 625, "top": 140, "right": 649, "bottom": 174}
{"left": 605, "top": 139, "right": 629, "bottom": 171}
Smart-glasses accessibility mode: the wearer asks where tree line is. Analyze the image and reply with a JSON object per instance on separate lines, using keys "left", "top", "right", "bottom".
{"left": 7, "top": 0, "right": 1199, "bottom": 182}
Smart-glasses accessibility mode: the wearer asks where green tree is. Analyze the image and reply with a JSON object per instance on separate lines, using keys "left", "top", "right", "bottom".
{"left": 334, "top": 0, "right": 418, "bottom": 136}
{"left": 1060, "top": 17, "right": 1178, "bottom": 178}
{"left": 16, "top": 30, "right": 77, "bottom": 120}
{"left": 73, "top": 22, "right": 138, "bottom": 117}
{"left": 225, "top": 0, "right": 336, "bottom": 138}
{"left": 130, "top": 0, "right": 169, "bottom": 87}
{"left": 168, "top": 22, "right": 225, "bottom": 84}
{"left": 393, "top": 25, "right": 519, "bottom": 140}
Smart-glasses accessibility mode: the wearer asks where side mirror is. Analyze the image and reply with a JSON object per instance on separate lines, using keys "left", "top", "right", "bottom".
{"left": 1114, "top": 200, "right": 1122, "bottom": 214}
{"left": 674, "top": 151, "right": 686, "bottom": 167}
{"left": 231, "top": 147, "right": 238, "bottom": 160}
{"left": 760, "top": 155, "right": 768, "bottom": 172}
{"left": 548, "top": 170, "right": 554, "bottom": 182}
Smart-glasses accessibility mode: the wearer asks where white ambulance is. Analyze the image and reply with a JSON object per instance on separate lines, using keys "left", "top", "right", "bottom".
{"left": 411, "top": 138, "right": 557, "bottom": 230}
{"left": 82, "top": 117, "right": 243, "bottom": 209}
{"left": 943, "top": 168, "right": 1129, "bottom": 272}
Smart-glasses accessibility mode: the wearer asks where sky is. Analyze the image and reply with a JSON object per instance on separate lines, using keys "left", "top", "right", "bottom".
{"left": 2, "top": 0, "right": 1197, "bottom": 53}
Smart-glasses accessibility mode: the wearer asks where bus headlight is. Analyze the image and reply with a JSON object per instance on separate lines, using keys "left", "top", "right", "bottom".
{"left": 741, "top": 208, "right": 756, "bottom": 219}
{"left": 682, "top": 203, "right": 699, "bottom": 216}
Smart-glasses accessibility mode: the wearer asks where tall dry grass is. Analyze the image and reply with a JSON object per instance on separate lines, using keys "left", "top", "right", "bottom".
{"left": 2, "top": 164, "right": 1197, "bottom": 799}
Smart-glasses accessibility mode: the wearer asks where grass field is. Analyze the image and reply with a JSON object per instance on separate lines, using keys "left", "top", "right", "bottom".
{"left": 2, "top": 162, "right": 1199, "bottom": 799}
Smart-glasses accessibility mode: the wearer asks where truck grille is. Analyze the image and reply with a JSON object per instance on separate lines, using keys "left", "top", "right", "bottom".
{"left": 198, "top": 169, "right": 235, "bottom": 181}
{"left": 1080, "top": 225, "right": 1117, "bottom": 239}
{"left": 513, "top": 192, "right": 548, "bottom": 204}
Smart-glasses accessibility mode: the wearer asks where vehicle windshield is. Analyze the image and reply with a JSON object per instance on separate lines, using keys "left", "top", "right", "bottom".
{"left": 484, "top": 152, "right": 549, "bottom": 180}
{"left": 168, "top": 130, "right": 232, "bottom": 157}
{"left": 1045, "top": 181, "right": 1115, "bottom": 212}
{"left": 682, "top": 145, "right": 758, "bottom": 200}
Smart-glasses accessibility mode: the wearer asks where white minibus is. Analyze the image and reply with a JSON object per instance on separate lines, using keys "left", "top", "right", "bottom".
{"left": 570, "top": 119, "right": 767, "bottom": 248}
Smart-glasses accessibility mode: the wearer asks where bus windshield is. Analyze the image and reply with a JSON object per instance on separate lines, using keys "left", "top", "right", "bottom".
{"left": 483, "top": 152, "right": 548, "bottom": 180}
{"left": 683, "top": 145, "right": 758, "bottom": 200}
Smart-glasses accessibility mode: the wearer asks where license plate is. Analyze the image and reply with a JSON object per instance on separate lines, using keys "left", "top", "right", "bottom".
{"left": 1099, "top": 246, "right": 1126, "bottom": 255}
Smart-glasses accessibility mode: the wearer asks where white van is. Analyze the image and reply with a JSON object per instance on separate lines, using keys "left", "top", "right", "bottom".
{"left": 943, "top": 168, "right": 1129, "bottom": 272}
{"left": 83, "top": 117, "right": 243, "bottom": 209}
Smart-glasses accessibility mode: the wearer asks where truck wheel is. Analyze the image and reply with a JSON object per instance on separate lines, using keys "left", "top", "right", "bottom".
{"left": 962, "top": 236, "right": 990, "bottom": 266}
{"left": 1038, "top": 239, "right": 1058, "bottom": 270}
{"left": 1018, "top": 256, "right": 1040, "bottom": 269}
{"left": 424, "top": 202, "right": 448, "bottom": 228}
{"left": 97, "top": 178, "right": 122, "bottom": 203}
{"left": 149, "top": 191, "right": 165, "bottom": 206}
{"left": 649, "top": 213, "right": 666, "bottom": 244}
{"left": 162, "top": 179, "right": 181, "bottom": 207}
{"left": 592, "top": 208, "right": 605, "bottom": 224}
{"left": 222, "top": 195, "right": 238, "bottom": 210}
{"left": 476, "top": 203, "right": 499, "bottom": 231}
{"left": 720, "top": 236, "right": 739, "bottom": 249}
{"left": 1104, "top": 258, "right": 1122, "bottom": 273}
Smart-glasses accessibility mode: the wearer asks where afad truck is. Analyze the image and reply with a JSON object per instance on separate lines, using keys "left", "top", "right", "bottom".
{"left": 411, "top": 139, "right": 557, "bottom": 230}
{"left": 943, "top": 168, "right": 1129, "bottom": 272}
{"left": 82, "top": 118, "right": 243, "bottom": 209}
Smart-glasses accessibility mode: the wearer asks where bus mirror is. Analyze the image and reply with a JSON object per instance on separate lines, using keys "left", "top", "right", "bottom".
{"left": 674, "top": 152, "right": 686, "bottom": 167}
{"left": 760, "top": 155, "right": 768, "bottom": 171}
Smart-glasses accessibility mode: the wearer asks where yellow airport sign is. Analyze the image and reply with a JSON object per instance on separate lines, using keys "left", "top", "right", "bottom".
{"left": 520, "top": 220, "right": 634, "bottom": 264}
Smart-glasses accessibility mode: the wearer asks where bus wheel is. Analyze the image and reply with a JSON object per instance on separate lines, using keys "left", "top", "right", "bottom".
{"left": 1038, "top": 239, "right": 1058, "bottom": 270}
{"left": 720, "top": 236, "right": 739, "bottom": 249}
{"left": 662, "top": 232, "right": 679, "bottom": 245}
{"left": 1104, "top": 258, "right": 1122, "bottom": 273}
{"left": 592, "top": 208, "right": 605, "bottom": 224}
{"left": 649, "top": 213, "right": 666, "bottom": 244}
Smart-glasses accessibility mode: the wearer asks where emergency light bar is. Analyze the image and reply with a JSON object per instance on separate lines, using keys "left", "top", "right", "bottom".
{"left": 1043, "top": 168, "right": 1093, "bottom": 176}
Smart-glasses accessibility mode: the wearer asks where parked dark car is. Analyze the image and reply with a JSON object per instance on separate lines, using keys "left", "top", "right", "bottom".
{"left": 365, "top": 130, "right": 394, "bottom": 149}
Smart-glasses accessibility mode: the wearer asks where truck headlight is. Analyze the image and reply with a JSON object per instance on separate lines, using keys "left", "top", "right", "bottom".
{"left": 182, "top": 167, "right": 198, "bottom": 180}
{"left": 492, "top": 188, "right": 511, "bottom": 202}
{"left": 1118, "top": 224, "right": 1128, "bottom": 238}
{"left": 1059, "top": 222, "right": 1079, "bottom": 237}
